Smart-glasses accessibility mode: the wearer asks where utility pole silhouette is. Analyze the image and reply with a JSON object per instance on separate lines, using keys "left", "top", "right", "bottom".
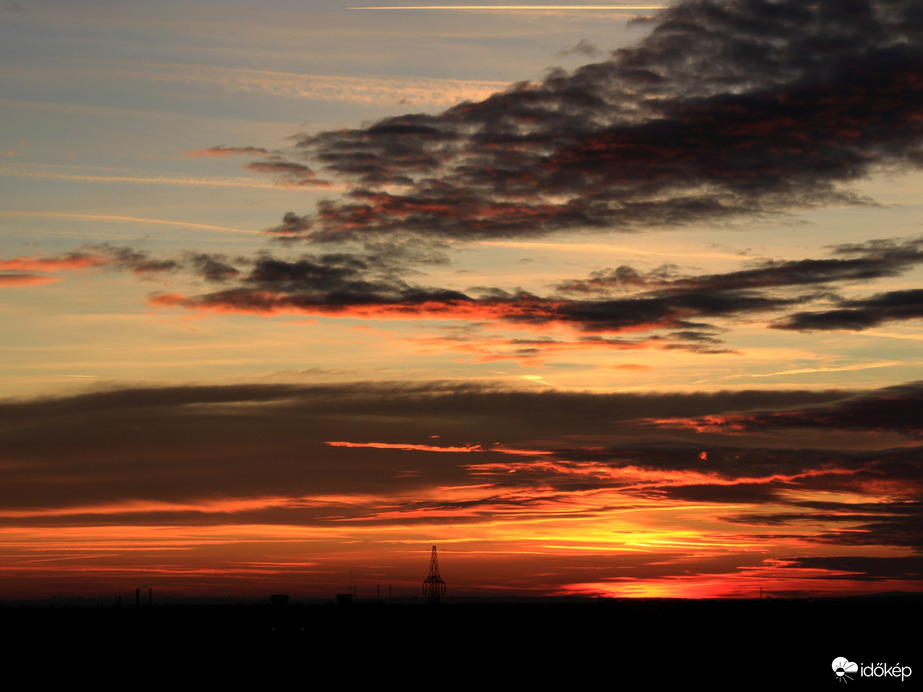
{"left": 422, "top": 545, "right": 446, "bottom": 605}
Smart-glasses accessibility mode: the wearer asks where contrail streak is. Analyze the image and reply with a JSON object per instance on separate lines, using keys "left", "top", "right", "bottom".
{"left": 350, "top": 5, "right": 668, "bottom": 10}
{"left": 0, "top": 169, "right": 281, "bottom": 189}
{"left": 0, "top": 211, "right": 260, "bottom": 236}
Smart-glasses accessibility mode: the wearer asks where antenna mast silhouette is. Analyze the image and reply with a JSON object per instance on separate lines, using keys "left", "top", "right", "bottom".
{"left": 422, "top": 545, "right": 446, "bottom": 605}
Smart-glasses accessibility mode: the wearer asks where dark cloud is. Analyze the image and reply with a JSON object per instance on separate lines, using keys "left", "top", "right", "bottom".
{"left": 765, "top": 237, "right": 923, "bottom": 330}
{"left": 150, "top": 267, "right": 801, "bottom": 351}
{"left": 769, "top": 496, "right": 923, "bottom": 550}
{"left": 145, "top": 236, "right": 923, "bottom": 352}
{"left": 106, "top": 247, "right": 179, "bottom": 274}
{"left": 656, "top": 482, "right": 783, "bottom": 504}
{"left": 183, "top": 252, "right": 240, "bottom": 282}
{"left": 556, "top": 265, "right": 670, "bottom": 294}
{"left": 244, "top": 158, "right": 330, "bottom": 187}
{"left": 0, "top": 244, "right": 226, "bottom": 278}
{"left": 1, "top": 380, "right": 918, "bottom": 580}
{"left": 774, "top": 288, "right": 923, "bottom": 331}
{"left": 783, "top": 556, "right": 923, "bottom": 580}
{"left": 235, "top": 0, "right": 923, "bottom": 242}
{"left": 0, "top": 381, "right": 863, "bottom": 494}
{"left": 0, "top": 379, "right": 852, "bottom": 451}
{"left": 41, "top": 244, "right": 178, "bottom": 275}
{"left": 264, "top": 211, "right": 312, "bottom": 240}
{"left": 1, "top": 381, "right": 917, "bottom": 552}
{"left": 560, "top": 237, "right": 923, "bottom": 296}
{"left": 15, "top": 230, "right": 923, "bottom": 353}
{"left": 155, "top": 244, "right": 466, "bottom": 313}
{"left": 655, "top": 381, "right": 923, "bottom": 440}
{"left": 559, "top": 39, "right": 602, "bottom": 58}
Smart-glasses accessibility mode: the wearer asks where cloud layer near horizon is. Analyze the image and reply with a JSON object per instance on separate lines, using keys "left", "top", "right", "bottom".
{"left": 1, "top": 380, "right": 919, "bottom": 591}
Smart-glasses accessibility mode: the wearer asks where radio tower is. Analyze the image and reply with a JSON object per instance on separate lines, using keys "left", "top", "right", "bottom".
{"left": 422, "top": 545, "right": 446, "bottom": 605}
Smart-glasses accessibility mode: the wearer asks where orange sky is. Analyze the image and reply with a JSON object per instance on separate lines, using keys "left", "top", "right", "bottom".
{"left": 1, "top": 0, "right": 922, "bottom": 601}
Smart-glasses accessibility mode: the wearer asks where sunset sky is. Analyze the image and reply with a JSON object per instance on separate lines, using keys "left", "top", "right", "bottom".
{"left": 1, "top": 0, "right": 922, "bottom": 600}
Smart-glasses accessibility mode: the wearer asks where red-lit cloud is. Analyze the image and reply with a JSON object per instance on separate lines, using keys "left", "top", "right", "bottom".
{"left": 130, "top": 235, "right": 923, "bottom": 355}
{"left": 0, "top": 254, "right": 108, "bottom": 271}
{"left": 187, "top": 145, "right": 270, "bottom": 157}
{"left": 326, "top": 440, "right": 482, "bottom": 453}
{"left": 0, "top": 274, "right": 61, "bottom": 286}
{"left": 0, "top": 245, "right": 178, "bottom": 277}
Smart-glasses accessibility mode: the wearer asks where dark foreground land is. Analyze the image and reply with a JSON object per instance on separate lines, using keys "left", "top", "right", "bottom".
{"left": 3, "top": 596, "right": 918, "bottom": 684}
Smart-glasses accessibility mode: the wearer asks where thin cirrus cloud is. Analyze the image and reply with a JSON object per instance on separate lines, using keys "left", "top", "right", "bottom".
{"left": 0, "top": 211, "right": 260, "bottom": 236}
{"left": 0, "top": 166, "right": 283, "bottom": 189}
{"left": 348, "top": 5, "right": 670, "bottom": 10}
{"left": 139, "top": 62, "right": 512, "bottom": 108}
